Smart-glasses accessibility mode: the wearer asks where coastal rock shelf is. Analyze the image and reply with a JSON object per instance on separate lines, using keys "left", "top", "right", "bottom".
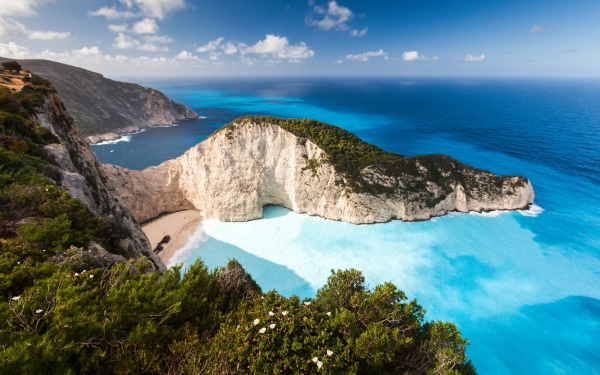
{"left": 105, "top": 116, "right": 534, "bottom": 224}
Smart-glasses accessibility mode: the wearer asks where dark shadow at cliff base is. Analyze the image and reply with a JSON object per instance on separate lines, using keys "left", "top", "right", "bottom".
{"left": 260, "top": 204, "right": 293, "bottom": 220}
{"left": 191, "top": 236, "right": 315, "bottom": 298}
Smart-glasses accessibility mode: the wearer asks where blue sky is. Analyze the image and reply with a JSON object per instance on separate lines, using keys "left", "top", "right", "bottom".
{"left": 0, "top": 0, "right": 598, "bottom": 77}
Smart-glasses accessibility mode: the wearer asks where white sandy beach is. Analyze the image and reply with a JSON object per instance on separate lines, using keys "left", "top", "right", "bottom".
{"left": 142, "top": 210, "right": 203, "bottom": 265}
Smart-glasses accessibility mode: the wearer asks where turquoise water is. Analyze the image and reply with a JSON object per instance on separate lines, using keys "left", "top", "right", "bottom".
{"left": 92, "top": 77, "right": 600, "bottom": 374}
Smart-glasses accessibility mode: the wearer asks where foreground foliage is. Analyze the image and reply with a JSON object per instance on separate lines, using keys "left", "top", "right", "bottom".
{"left": 1, "top": 256, "right": 475, "bottom": 374}
{"left": 1, "top": 78, "right": 475, "bottom": 374}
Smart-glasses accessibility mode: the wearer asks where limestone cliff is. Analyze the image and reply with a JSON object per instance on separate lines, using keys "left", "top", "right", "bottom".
{"left": 31, "top": 84, "right": 164, "bottom": 269}
{"left": 105, "top": 116, "right": 534, "bottom": 224}
{"left": 0, "top": 57, "right": 199, "bottom": 143}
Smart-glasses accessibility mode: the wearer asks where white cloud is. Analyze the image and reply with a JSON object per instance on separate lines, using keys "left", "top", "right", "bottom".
{"left": 308, "top": 0, "right": 353, "bottom": 31}
{"left": 0, "top": 42, "right": 30, "bottom": 59}
{"left": 113, "top": 32, "right": 172, "bottom": 51}
{"left": 119, "top": 0, "right": 135, "bottom": 8}
{"left": 90, "top": 1, "right": 186, "bottom": 20}
{"left": 0, "top": 18, "right": 28, "bottom": 39}
{"left": 221, "top": 41, "right": 238, "bottom": 55}
{"left": 400, "top": 51, "right": 439, "bottom": 61}
{"left": 108, "top": 24, "right": 129, "bottom": 33}
{"left": 244, "top": 34, "right": 314, "bottom": 60}
{"left": 346, "top": 49, "right": 387, "bottom": 62}
{"left": 350, "top": 27, "right": 367, "bottom": 37}
{"left": 28, "top": 30, "right": 71, "bottom": 40}
{"left": 113, "top": 33, "right": 140, "bottom": 49}
{"left": 145, "top": 35, "right": 173, "bottom": 44}
{"left": 209, "top": 52, "right": 221, "bottom": 61}
{"left": 176, "top": 50, "right": 196, "bottom": 60}
{"left": 89, "top": 6, "right": 137, "bottom": 19}
{"left": 129, "top": 0, "right": 186, "bottom": 20}
{"left": 465, "top": 53, "right": 486, "bottom": 62}
{"left": 72, "top": 46, "right": 102, "bottom": 56}
{"left": 0, "top": 0, "right": 53, "bottom": 17}
{"left": 196, "top": 37, "right": 224, "bottom": 52}
{"left": 529, "top": 24, "right": 545, "bottom": 34}
{"left": 402, "top": 51, "right": 421, "bottom": 61}
{"left": 0, "top": 18, "right": 70, "bottom": 41}
{"left": 133, "top": 18, "right": 158, "bottom": 34}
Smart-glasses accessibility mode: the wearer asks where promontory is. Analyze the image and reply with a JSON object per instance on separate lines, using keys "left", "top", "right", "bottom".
{"left": 104, "top": 116, "right": 534, "bottom": 224}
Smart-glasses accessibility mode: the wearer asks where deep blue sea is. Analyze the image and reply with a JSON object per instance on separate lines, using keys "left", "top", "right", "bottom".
{"left": 92, "top": 77, "right": 600, "bottom": 374}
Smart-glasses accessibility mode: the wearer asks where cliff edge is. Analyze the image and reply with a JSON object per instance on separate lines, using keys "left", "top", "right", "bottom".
{"left": 105, "top": 116, "right": 534, "bottom": 224}
{"left": 0, "top": 67, "right": 163, "bottom": 269}
{"left": 0, "top": 57, "right": 199, "bottom": 143}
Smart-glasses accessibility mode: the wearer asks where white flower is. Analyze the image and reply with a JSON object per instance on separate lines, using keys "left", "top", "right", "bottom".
{"left": 312, "top": 357, "right": 318, "bottom": 363}
{"left": 327, "top": 350, "right": 333, "bottom": 356}
{"left": 74, "top": 273, "right": 79, "bottom": 277}
{"left": 268, "top": 311, "right": 274, "bottom": 316}
{"left": 17, "top": 262, "right": 20, "bottom": 265}
{"left": 304, "top": 301, "right": 311, "bottom": 306}
{"left": 11, "top": 296, "right": 20, "bottom": 301}
{"left": 281, "top": 311, "right": 288, "bottom": 316}
{"left": 259, "top": 327, "right": 266, "bottom": 334}
{"left": 82, "top": 270, "right": 86, "bottom": 273}
{"left": 253, "top": 318, "right": 260, "bottom": 325}
{"left": 326, "top": 312, "right": 331, "bottom": 316}
{"left": 269, "top": 323, "right": 276, "bottom": 329}
{"left": 35, "top": 309, "right": 43, "bottom": 314}
{"left": 89, "top": 275, "right": 94, "bottom": 279}
{"left": 317, "top": 360, "right": 323, "bottom": 369}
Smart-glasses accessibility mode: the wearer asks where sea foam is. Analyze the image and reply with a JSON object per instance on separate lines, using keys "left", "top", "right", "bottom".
{"left": 519, "top": 204, "right": 544, "bottom": 217}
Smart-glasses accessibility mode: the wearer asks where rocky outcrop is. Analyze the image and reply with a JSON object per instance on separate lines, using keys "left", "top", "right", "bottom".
{"left": 1, "top": 57, "right": 198, "bottom": 143}
{"left": 105, "top": 117, "right": 534, "bottom": 224}
{"left": 33, "top": 87, "right": 164, "bottom": 269}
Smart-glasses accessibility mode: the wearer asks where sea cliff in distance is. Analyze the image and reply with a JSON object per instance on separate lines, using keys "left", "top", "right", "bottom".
{"left": 0, "top": 57, "right": 198, "bottom": 144}
{"left": 105, "top": 116, "right": 534, "bottom": 224}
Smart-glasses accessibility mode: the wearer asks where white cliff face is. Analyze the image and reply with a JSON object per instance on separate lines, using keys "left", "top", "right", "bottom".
{"left": 106, "top": 119, "right": 534, "bottom": 224}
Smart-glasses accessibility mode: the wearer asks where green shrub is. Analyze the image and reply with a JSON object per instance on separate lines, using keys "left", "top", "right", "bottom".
{"left": 1, "top": 61, "right": 21, "bottom": 72}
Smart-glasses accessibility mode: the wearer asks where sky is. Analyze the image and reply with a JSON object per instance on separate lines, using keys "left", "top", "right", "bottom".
{"left": 0, "top": 0, "right": 599, "bottom": 78}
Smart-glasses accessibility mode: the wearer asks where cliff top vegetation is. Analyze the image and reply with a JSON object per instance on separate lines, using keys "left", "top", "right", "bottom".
{"left": 220, "top": 116, "right": 527, "bottom": 199}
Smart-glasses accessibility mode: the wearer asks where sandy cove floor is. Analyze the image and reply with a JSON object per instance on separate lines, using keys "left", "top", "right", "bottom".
{"left": 142, "top": 210, "right": 203, "bottom": 265}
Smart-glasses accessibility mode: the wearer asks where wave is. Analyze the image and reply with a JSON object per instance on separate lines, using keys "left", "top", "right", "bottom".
{"left": 94, "top": 128, "right": 151, "bottom": 146}
{"left": 167, "top": 222, "right": 211, "bottom": 268}
{"left": 519, "top": 204, "right": 544, "bottom": 217}
{"left": 95, "top": 134, "right": 133, "bottom": 145}
{"left": 469, "top": 210, "right": 507, "bottom": 218}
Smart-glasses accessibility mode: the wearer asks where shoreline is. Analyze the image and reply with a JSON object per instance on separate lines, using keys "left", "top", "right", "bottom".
{"left": 141, "top": 210, "right": 203, "bottom": 266}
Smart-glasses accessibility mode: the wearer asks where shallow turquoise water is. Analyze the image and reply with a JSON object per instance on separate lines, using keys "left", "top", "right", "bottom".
{"left": 93, "top": 77, "right": 600, "bottom": 374}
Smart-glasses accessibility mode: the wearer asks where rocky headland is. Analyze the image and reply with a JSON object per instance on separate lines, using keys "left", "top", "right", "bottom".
{"left": 105, "top": 116, "right": 534, "bottom": 224}
{"left": 0, "top": 57, "right": 198, "bottom": 143}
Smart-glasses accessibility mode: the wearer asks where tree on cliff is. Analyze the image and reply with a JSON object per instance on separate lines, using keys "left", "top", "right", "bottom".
{"left": 1, "top": 61, "right": 22, "bottom": 72}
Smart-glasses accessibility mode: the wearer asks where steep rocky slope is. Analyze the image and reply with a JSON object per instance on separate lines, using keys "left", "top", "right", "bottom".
{"left": 105, "top": 116, "right": 534, "bottom": 224}
{"left": 0, "top": 57, "right": 198, "bottom": 143}
{"left": 0, "top": 69, "right": 163, "bottom": 269}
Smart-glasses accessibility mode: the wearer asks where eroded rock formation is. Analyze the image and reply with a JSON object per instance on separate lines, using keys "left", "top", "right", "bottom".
{"left": 33, "top": 87, "right": 164, "bottom": 269}
{"left": 105, "top": 117, "right": 534, "bottom": 224}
